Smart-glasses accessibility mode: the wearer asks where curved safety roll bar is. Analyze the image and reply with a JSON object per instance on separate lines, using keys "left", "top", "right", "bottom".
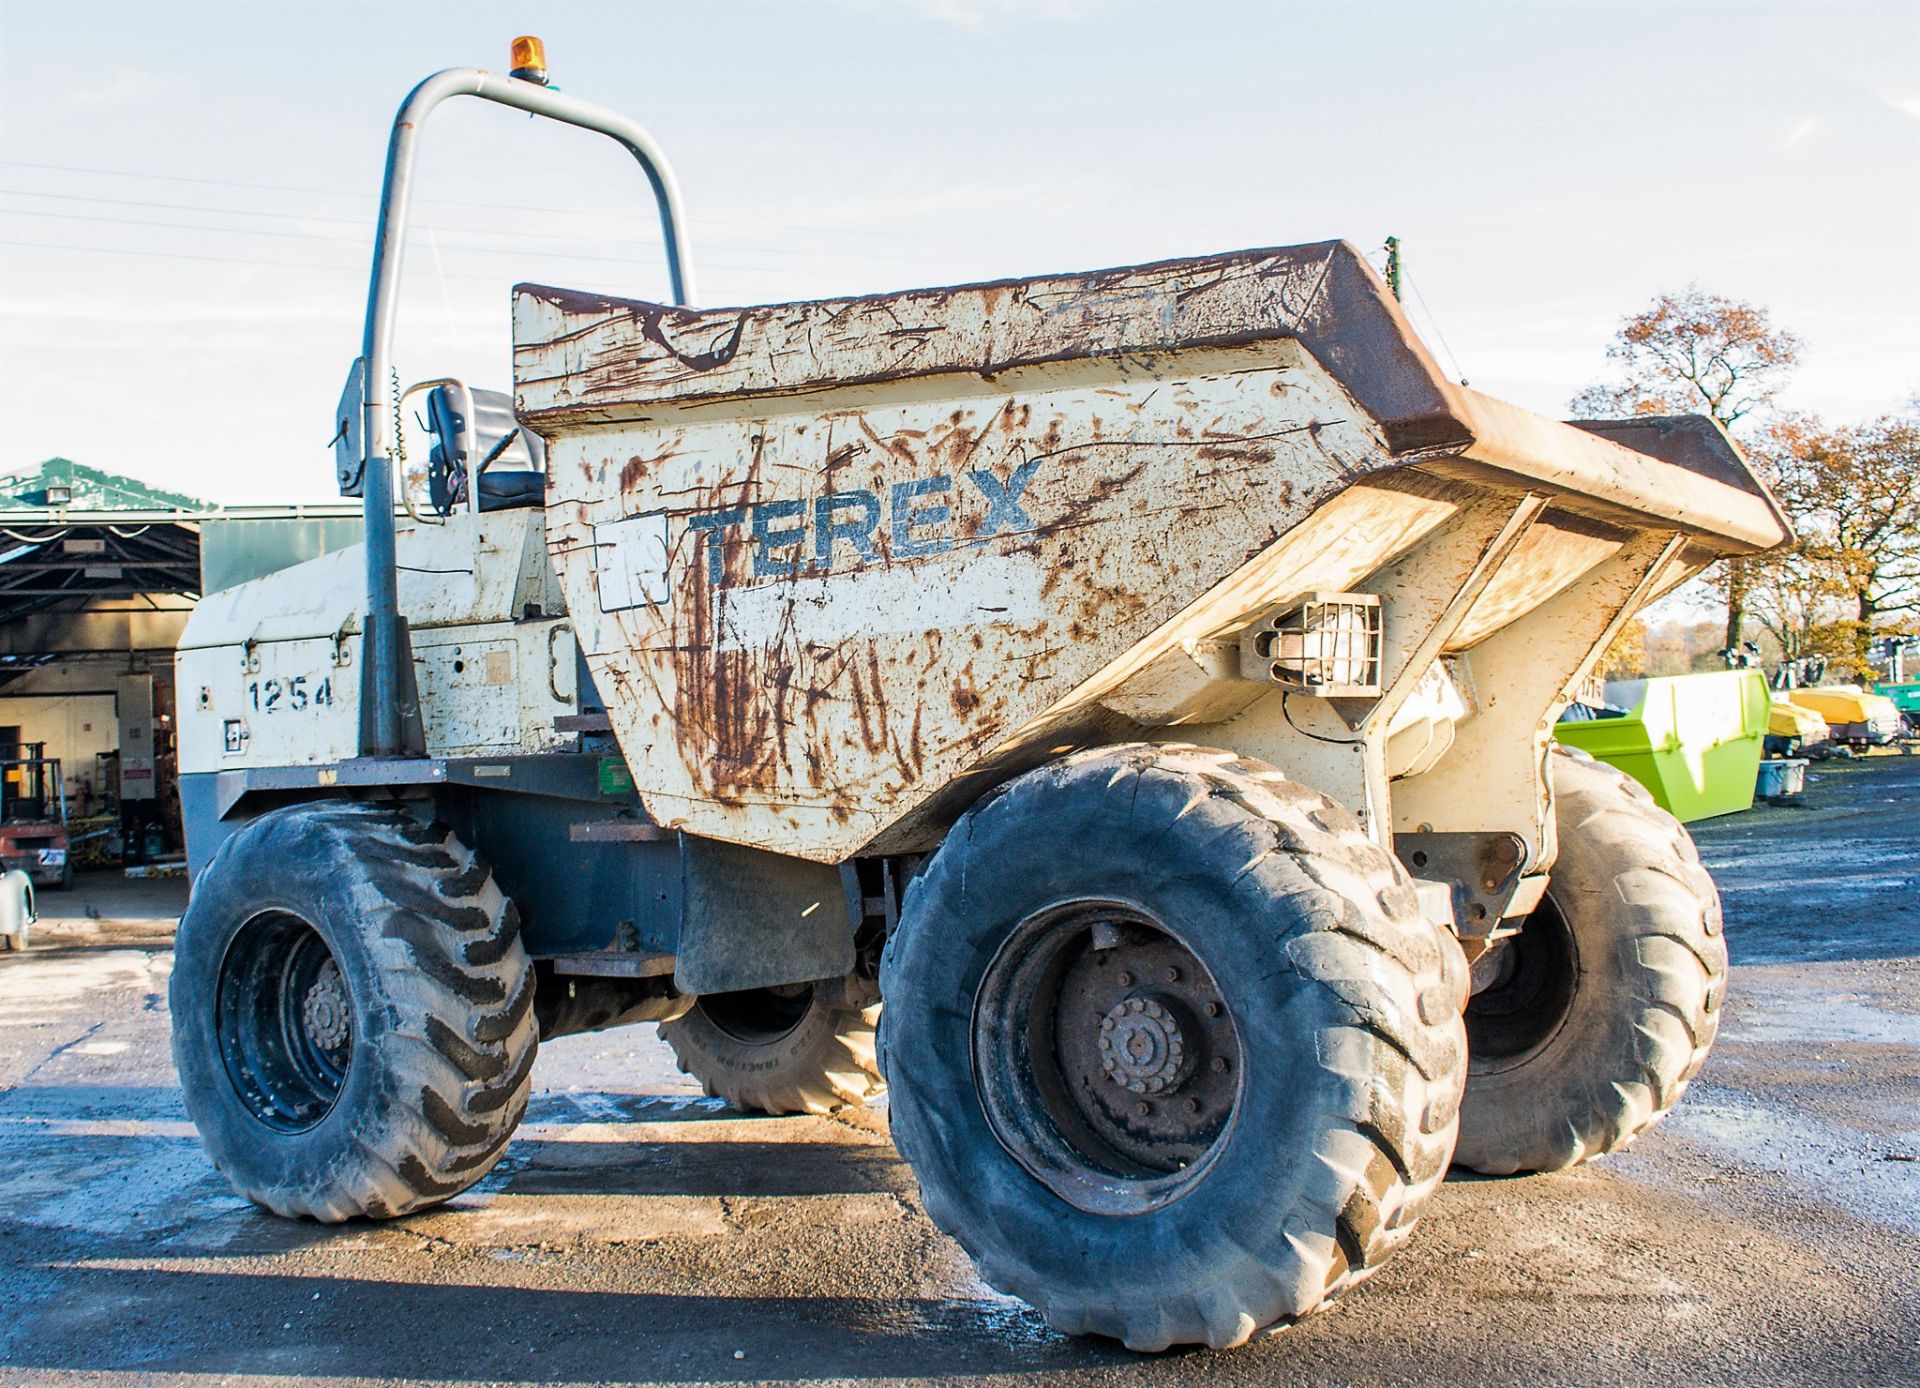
{"left": 341, "top": 65, "right": 697, "bottom": 757}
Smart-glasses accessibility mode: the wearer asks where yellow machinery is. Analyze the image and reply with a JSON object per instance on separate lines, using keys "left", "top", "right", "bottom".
{"left": 1783, "top": 686, "right": 1905, "bottom": 748}
{"left": 1766, "top": 697, "right": 1831, "bottom": 756}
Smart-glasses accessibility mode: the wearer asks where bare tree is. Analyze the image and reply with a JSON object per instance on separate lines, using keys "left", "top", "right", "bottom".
{"left": 1571, "top": 288, "right": 1802, "bottom": 646}
{"left": 1743, "top": 538, "right": 1845, "bottom": 666}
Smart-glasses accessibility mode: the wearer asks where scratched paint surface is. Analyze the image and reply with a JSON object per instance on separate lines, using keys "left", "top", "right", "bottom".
{"left": 537, "top": 344, "right": 1392, "bottom": 860}
{"left": 515, "top": 246, "right": 1788, "bottom": 864}
{"left": 175, "top": 508, "right": 577, "bottom": 771}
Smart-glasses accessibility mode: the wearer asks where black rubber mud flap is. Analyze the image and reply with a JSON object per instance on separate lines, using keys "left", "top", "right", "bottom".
{"left": 674, "top": 836, "right": 853, "bottom": 995}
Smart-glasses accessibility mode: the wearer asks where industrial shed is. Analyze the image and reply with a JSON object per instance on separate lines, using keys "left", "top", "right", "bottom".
{"left": 1, "top": 458, "right": 359, "bottom": 871}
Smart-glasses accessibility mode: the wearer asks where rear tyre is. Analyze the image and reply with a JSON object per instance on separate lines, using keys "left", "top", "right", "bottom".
{"left": 660, "top": 978, "right": 883, "bottom": 1115}
{"left": 1453, "top": 749, "right": 1726, "bottom": 1174}
{"left": 880, "top": 744, "right": 1467, "bottom": 1350}
{"left": 170, "top": 801, "right": 537, "bottom": 1220}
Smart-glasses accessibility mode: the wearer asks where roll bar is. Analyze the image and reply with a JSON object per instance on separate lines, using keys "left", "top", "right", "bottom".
{"left": 343, "top": 66, "right": 697, "bottom": 757}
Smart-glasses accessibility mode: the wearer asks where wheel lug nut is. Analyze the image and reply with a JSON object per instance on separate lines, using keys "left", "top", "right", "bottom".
{"left": 1184, "top": 1097, "right": 1200, "bottom": 1115}
{"left": 1204, "top": 1001, "right": 1222, "bottom": 1018}
{"left": 1116, "top": 971, "right": 1134, "bottom": 987}
{"left": 1211, "top": 1057, "right": 1230, "bottom": 1074}
{"left": 1164, "top": 966, "right": 1180, "bottom": 983}
{"left": 1134, "top": 1101, "right": 1151, "bottom": 1117}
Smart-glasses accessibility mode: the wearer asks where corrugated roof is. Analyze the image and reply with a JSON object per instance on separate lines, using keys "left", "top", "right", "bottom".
{"left": 0, "top": 458, "right": 210, "bottom": 513}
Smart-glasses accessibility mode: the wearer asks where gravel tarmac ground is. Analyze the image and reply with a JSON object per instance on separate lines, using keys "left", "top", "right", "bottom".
{"left": 0, "top": 754, "right": 1916, "bottom": 1386}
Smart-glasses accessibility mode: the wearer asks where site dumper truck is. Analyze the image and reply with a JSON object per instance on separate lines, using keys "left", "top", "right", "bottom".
{"left": 169, "top": 48, "right": 1791, "bottom": 1351}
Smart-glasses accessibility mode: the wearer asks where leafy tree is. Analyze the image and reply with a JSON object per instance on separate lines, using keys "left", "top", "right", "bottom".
{"left": 1571, "top": 287, "right": 1802, "bottom": 647}
{"left": 1760, "top": 407, "right": 1920, "bottom": 670}
{"left": 1597, "top": 615, "right": 1648, "bottom": 681}
{"left": 1639, "top": 618, "right": 1731, "bottom": 677}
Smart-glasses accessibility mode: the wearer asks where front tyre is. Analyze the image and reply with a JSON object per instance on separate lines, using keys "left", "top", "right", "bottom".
{"left": 170, "top": 802, "right": 537, "bottom": 1220}
{"left": 1453, "top": 749, "right": 1727, "bottom": 1174}
{"left": 880, "top": 745, "right": 1467, "bottom": 1351}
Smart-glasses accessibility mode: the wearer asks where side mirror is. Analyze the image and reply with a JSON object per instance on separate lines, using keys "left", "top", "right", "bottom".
{"left": 334, "top": 357, "right": 369, "bottom": 496}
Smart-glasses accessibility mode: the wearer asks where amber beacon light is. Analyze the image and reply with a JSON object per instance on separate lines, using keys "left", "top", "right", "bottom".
{"left": 508, "top": 35, "right": 549, "bottom": 85}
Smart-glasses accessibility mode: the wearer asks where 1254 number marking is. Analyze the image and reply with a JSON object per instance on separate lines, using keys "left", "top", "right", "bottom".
{"left": 246, "top": 674, "right": 333, "bottom": 714}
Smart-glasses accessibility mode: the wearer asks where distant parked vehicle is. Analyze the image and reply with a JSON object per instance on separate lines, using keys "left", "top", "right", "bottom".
{"left": 0, "top": 743, "right": 71, "bottom": 891}
{"left": 1765, "top": 697, "right": 1832, "bottom": 758}
{"left": 1872, "top": 681, "right": 1919, "bottom": 738}
{"left": 1782, "top": 686, "right": 1906, "bottom": 749}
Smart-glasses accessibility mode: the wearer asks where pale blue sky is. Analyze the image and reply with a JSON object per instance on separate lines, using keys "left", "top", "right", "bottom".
{"left": 2, "top": 0, "right": 1915, "bottom": 504}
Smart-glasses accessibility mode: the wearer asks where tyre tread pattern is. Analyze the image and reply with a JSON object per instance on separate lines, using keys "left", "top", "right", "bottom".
{"left": 880, "top": 743, "right": 1469, "bottom": 1350}
{"left": 1456, "top": 749, "right": 1726, "bottom": 1174}
{"left": 185, "top": 802, "right": 536, "bottom": 1221}
{"left": 662, "top": 992, "right": 884, "bottom": 1116}
{"left": 1556, "top": 750, "right": 1725, "bottom": 1156}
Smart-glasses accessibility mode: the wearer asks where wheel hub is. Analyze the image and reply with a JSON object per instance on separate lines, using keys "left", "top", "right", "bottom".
{"left": 302, "top": 961, "right": 351, "bottom": 1055}
{"left": 1465, "top": 894, "right": 1579, "bottom": 1072}
{"left": 973, "top": 901, "right": 1243, "bottom": 1216}
{"left": 1097, "top": 996, "right": 1194, "bottom": 1094}
{"left": 215, "top": 910, "right": 351, "bottom": 1132}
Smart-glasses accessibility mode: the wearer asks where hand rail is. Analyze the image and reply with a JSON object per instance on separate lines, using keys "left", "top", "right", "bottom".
{"left": 353, "top": 67, "right": 697, "bottom": 756}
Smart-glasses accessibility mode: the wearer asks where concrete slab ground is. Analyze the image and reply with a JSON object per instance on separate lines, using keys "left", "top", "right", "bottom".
{"left": 0, "top": 758, "right": 1915, "bottom": 1386}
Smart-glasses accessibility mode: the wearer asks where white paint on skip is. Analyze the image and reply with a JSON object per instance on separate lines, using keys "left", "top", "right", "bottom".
{"left": 712, "top": 553, "right": 1045, "bottom": 651}
{"left": 595, "top": 512, "right": 672, "bottom": 612}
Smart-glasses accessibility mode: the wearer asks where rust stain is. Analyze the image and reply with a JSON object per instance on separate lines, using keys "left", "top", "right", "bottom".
{"left": 537, "top": 249, "right": 1459, "bottom": 858}
{"left": 669, "top": 447, "right": 782, "bottom": 805}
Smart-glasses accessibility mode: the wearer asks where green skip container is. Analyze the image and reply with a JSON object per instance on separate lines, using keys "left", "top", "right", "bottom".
{"left": 1555, "top": 669, "right": 1770, "bottom": 822}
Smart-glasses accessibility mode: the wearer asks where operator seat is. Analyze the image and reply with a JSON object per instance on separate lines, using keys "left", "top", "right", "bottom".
{"left": 425, "top": 385, "right": 547, "bottom": 514}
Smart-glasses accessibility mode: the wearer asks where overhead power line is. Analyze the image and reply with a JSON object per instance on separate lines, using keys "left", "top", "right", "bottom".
{"left": 0, "top": 236, "right": 482, "bottom": 280}
{"left": 0, "top": 186, "right": 969, "bottom": 267}
{"left": 1406, "top": 272, "right": 1470, "bottom": 387}
{"left": 0, "top": 157, "right": 381, "bottom": 200}
{"left": 0, "top": 157, "right": 1042, "bottom": 252}
{"left": 1, "top": 186, "right": 374, "bottom": 225}
{"left": 0, "top": 205, "right": 839, "bottom": 277}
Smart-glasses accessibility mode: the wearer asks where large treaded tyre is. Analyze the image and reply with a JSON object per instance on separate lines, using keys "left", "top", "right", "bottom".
{"left": 659, "top": 979, "right": 883, "bottom": 1115}
{"left": 1453, "top": 748, "right": 1726, "bottom": 1175}
{"left": 170, "top": 801, "right": 537, "bottom": 1220}
{"left": 879, "top": 744, "right": 1467, "bottom": 1351}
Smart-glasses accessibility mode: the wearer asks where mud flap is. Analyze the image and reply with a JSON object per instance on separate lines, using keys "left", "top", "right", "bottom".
{"left": 674, "top": 836, "right": 855, "bottom": 995}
